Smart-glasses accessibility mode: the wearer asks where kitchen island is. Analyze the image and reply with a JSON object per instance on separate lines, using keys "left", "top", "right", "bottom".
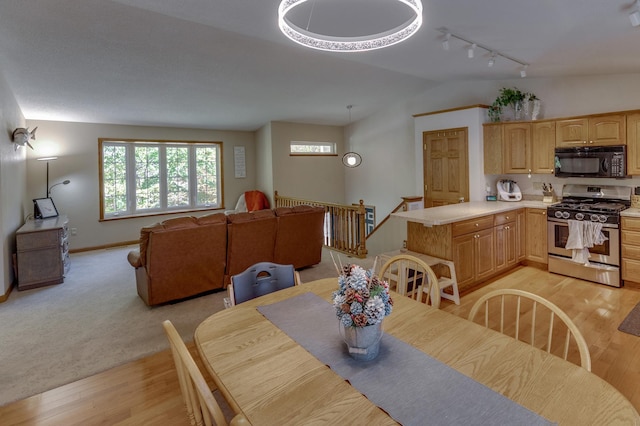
{"left": 392, "top": 200, "right": 550, "bottom": 293}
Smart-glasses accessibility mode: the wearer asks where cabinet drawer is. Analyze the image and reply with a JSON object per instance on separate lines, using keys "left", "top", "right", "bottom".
{"left": 495, "top": 211, "right": 518, "bottom": 225}
{"left": 622, "top": 217, "right": 640, "bottom": 232}
{"left": 622, "top": 244, "right": 640, "bottom": 259}
{"left": 452, "top": 215, "right": 494, "bottom": 236}
{"left": 623, "top": 258, "right": 640, "bottom": 282}
{"left": 621, "top": 230, "right": 640, "bottom": 246}
{"left": 17, "top": 230, "right": 60, "bottom": 251}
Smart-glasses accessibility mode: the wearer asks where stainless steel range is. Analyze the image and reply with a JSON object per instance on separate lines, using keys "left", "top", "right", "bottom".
{"left": 547, "top": 184, "right": 631, "bottom": 287}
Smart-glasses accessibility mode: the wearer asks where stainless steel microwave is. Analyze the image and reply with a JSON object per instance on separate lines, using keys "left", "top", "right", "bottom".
{"left": 554, "top": 145, "right": 627, "bottom": 178}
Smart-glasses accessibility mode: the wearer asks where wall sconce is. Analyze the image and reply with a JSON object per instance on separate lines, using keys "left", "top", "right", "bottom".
{"left": 11, "top": 127, "right": 37, "bottom": 150}
{"left": 342, "top": 152, "right": 362, "bottom": 168}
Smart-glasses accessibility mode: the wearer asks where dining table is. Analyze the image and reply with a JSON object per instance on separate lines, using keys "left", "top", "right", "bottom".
{"left": 194, "top": 277, "right": 640, "bottom": 425}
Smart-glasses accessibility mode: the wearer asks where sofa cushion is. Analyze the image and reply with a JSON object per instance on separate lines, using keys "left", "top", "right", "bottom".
{"left": 197, "top": 212, "right": 227, "bottom": 225}
{"left": 162, "top": 216, "right": 198, "bottom": 229}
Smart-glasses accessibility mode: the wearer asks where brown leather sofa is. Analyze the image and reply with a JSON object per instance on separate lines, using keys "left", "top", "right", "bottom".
{"left": 127, "top": 205, "right": 325, "bottom": 306}
{"left": 127, "top": 213, "right": 228, "bottom": 306}
{"left": 274, "top": 205, "right": 325, "bottom": 269}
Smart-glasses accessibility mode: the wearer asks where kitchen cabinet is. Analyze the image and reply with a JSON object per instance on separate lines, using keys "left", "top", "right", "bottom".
{"left": 621, "top": 216, "right": 640, "bottom": 284}
{"left": 16, "top": 215, "right": 70, "bottom": 290}
{"left": 517, "top": 208, "right": 526, "bottom": 262}
{"left": 626, "top": 113, "right": 640, "bottom": 175}
{"left": 532, "top": 121, "right": 556, "bottom": 173}
{"left": 453, "top": 225, "right": 495, "bottom": 290}
{"left": 495, "top": 211, "right": 519, "bottom": 273}
{"left": 525, "top": 208, "right": 547, "bottom": 264}
{"left": 483, "top": 123, "right": 503, "bottom": 174}
{"left": 556, "top": 114, "right": 626, "bottom": 147}
{"left": 503, "top": 123, "right": 532, "bottom": 174}
{"left": 483, "top": 121, "right": 554, "bottom": 175}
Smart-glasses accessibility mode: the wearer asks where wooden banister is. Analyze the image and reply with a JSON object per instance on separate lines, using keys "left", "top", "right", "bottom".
{"left": 274, "top": 191, "right": 367, "bottom": 258}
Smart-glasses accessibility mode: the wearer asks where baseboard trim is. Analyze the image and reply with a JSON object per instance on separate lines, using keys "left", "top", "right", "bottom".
{"left": 0, "top": 281, "right": 15, "bottom": 303}
{"left": 69, "top": 240, "right": 138, "bottom": 254}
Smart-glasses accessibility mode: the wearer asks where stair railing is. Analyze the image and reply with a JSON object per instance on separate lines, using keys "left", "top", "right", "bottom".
{"left": 274, "top": 191, "right": 367, "bottom": 258}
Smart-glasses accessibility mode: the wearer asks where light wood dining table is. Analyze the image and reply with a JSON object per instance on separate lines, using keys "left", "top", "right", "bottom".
{"left": 194, "top": 278, "right": 640, "bottom": 425}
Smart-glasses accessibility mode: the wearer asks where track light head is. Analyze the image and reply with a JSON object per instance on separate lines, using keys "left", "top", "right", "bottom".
{"left": 467, "top": 43, "right": 476, "bottom": 58}
{"left": 442, "top": 33, "right": 451, "bottom": 50}
{"left": 631, "top": 10, "right": 640, "bottom": 27}
{"left": 520, "top": 65, "right": 528, "bottom": 78}
{"left": 488, "top": 53, "right": 496, "bottom": 67}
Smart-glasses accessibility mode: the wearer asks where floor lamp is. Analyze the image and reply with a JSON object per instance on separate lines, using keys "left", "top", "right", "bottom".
{"left": 36, "top": 156, "right": 58, "bottom": 198}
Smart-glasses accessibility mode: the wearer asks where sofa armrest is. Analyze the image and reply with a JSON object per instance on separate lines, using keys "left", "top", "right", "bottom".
{"left": 127, "top": 250, "right": 143, "bottom": 268}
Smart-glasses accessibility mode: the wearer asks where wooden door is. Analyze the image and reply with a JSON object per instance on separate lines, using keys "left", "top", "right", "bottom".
{"left": 423, "top": 128, "right": 469, "bottom": 207}
{"left": 452, "top": 233, "right": 475, "bottom": 289}
{"left": 516, "top": 208, "right": 526, "bottom": 262}
{"left": 483, "top": 124, "right": 503, "bottom": 174}
{"left": 532, "top": 121, "right": 556, "bottom": 173}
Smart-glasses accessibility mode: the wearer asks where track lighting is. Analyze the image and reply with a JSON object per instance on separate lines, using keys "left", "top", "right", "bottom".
{"left": 442, "top": 33, "right": 451, "bottom": 50}
{"left": 631, "top": 1, "right": 640, "bottom": 27}
{"left": 437, "top": 27, "right": 529, "bottom": 77}
{"left": 467, "top": 43, "right": 476, "bottom": 59}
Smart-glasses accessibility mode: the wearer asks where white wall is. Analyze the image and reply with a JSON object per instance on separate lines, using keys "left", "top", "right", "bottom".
{"left": 270, "top": 121, "right": 345, "bottom": 204}
{"left": 24, "top": 120, "right": 255, "bottom": 250}
{"left": 0, "top": 72, "right": 27, "bottom": 295}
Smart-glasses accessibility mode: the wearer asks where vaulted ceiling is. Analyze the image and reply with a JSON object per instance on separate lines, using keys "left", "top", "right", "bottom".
{"left": 1, "top": 0, "right": 638, "bottom": 131}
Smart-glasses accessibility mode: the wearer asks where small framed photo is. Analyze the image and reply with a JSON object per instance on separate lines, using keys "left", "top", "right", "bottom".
{"left": 33, "top": 197, "right": 59, "bottom": 219}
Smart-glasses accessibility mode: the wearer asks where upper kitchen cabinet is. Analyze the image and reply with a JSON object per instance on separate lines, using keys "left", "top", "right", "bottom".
{"left": 503, "top": 123, "right": 531, "bottom": 174}
{"left": 483, "top": 123, "right": 503, "bottom": 174}
{"left": 532, "top": 121, "right": 556, "bottom": 173}
{"left": 556, "top": 114, "right": 626, "bottom": 147}
{"left": 627, "top": 112, "right": 640, "bottom": 175}
{"left": 483, "top": 121, "right": 555, "bottom": 174}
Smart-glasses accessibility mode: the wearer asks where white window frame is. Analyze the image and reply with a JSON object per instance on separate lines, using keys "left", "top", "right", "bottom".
{"left": 99, "top": 139, "right": 223, "bottom": 220}
{"left": 289, "top": 141, "right": 337, "bottom": 156}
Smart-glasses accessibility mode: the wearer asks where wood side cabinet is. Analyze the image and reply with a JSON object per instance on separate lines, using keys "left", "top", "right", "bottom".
{"left": 16, "top": 215, "right": 69, "bottom": 290}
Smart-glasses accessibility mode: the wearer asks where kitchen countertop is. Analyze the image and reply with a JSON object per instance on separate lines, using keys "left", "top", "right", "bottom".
{"left": 392, "top": 200, "right": 550, "bottom": 227}
{"left": 621, "top": 208, "right": 640, "bottom": 218}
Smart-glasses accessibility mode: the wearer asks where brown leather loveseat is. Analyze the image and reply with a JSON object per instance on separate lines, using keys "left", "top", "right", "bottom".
{"left": 127, "top": 205, "right": 325, "bottom": 306}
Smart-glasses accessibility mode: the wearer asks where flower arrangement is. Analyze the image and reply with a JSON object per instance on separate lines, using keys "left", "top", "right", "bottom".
{"left": 332, "top": 264, "right": 393, "bottom": 328}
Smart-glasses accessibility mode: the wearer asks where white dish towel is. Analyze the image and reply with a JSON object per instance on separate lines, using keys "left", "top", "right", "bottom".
{"left": 565, "top": 220, "right": 607, "bottom": 264}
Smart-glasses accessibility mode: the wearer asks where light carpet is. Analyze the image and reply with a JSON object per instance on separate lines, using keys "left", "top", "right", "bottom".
{"left": 0, "top": 245, "right": 370, "bottom": 407}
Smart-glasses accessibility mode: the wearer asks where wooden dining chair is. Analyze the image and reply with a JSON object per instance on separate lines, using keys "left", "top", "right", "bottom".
{"left": 162, "top": 320, "right": 251, "bottom": 426}
{"left": 227, "top": 262, "right": 300, "bottom": 307}
{"left": 467, "top": 289, "right": 592, "bottom": 371}
{"left": 378, "top": 254, "right": 441, "bottom": 308}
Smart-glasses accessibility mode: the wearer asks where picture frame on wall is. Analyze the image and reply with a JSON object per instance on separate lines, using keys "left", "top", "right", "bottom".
{"left": 33, "top": 197, "right": 59, "bottom": 219}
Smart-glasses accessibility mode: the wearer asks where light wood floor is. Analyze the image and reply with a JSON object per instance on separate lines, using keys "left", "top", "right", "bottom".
{"left": 2, "top": 266, "right": 640, "bottom": 425}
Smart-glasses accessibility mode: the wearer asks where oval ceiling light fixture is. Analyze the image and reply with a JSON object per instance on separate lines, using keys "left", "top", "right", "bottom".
{"left": 343, "top": 152, "right": 362, "bottom": 168}
{"left": 278, "top": 0, "right": 423, "bottom": 52}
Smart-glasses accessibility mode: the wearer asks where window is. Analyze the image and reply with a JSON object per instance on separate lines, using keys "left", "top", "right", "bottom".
{"left": 99, "top": 139, "right": 222, "bottom": 220}
{"left": 289, "top": 141, "right": 336, "bottom": 156}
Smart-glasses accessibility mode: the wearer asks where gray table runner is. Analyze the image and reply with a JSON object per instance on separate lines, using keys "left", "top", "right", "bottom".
{"left": 258, "top": 292, "right": 553, "bottom": 426}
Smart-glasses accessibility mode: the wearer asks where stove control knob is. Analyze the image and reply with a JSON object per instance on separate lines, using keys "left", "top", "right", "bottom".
{"left": 590, "top": 214, "right": 600, "bottom": 222}
{"left": 598, "top": 215, "right": 607, "bottom": 223}
{"left": 575, "top": 213, "right": 584, "bottom": 220}
{"left": 555, "top": 211, "right": 563, "bottom": 218}
{"left": 562, "top": 211, "right": 570, "bottom": 219}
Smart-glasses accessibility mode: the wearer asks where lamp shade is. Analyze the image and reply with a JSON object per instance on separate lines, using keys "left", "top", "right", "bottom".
{"left": 342, "top": 152, "right": 362, "bottom": 168}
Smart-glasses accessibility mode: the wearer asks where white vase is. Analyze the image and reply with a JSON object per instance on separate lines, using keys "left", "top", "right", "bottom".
{"left": 339, "top": 321, "right": 383, "bottom": 361}
{"left": 532, "top": 100, "right": 541, "bottom": 120}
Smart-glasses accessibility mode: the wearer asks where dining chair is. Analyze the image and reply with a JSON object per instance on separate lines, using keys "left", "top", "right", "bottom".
{"left": 227, "top": 262, "right": 300, "bottom": 306}
{"left": 162, "top": 320, "right": 250, "bottom": 426}
{"left": 467, "top": 289, "right": 591, "bottom": 371}
{"left": 378, "top": 254, "right": 441, "bottom": 308}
